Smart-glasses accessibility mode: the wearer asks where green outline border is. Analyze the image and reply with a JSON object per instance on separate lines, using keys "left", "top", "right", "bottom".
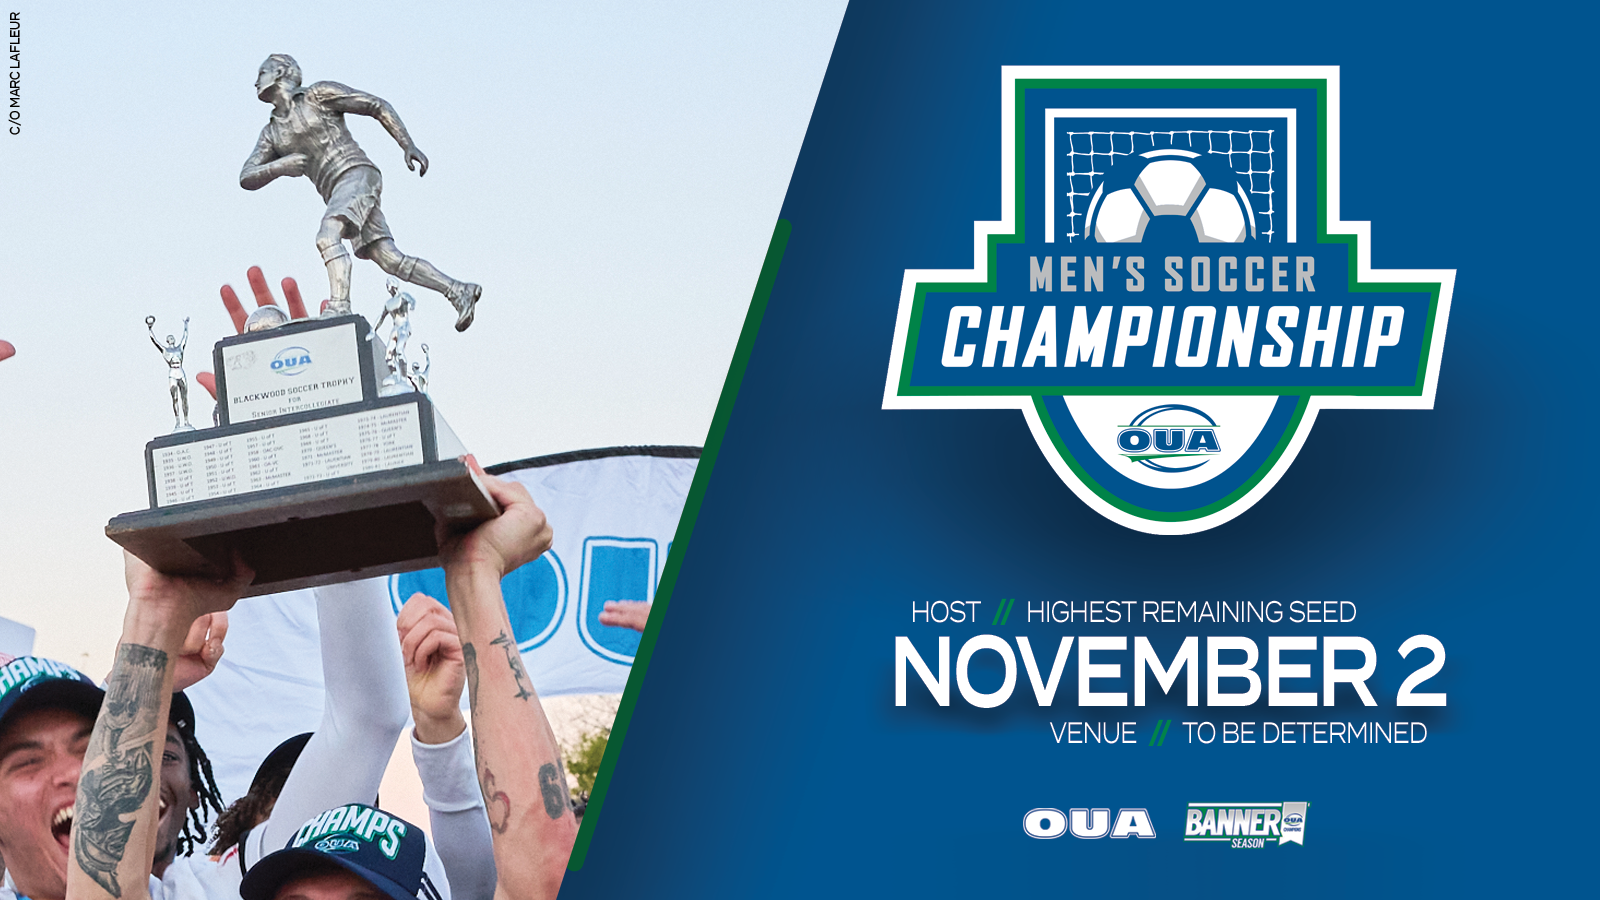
{"left": 895, "top": 78, "right": 1442, "bottom": 398}
{"left": 568, "top": 219, "right": 792, "bottom": 870}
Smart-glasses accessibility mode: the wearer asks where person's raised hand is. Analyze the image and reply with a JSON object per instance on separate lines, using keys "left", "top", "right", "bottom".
{"left": 437, "top": 455, "right": 553, "bottom": 580}
{"left": 196, "top": 266, "right": 311, "bottom": 400}
{"left": 599, "top": 600, "right": 652, "bottom": 633}
{"left": 122, "top": 550, "right": 254, "bottom": 640}
{"left": 220, "top": 265, "right": 308, "bottom": 332}
{"left": 172, "top": 612, "right": 229, "bottom": 691}
{"left": 397, "top": 592, "right": 467, "bottom": 744}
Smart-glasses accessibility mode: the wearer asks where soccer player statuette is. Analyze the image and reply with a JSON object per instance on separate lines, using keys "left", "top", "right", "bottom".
{"left": 241, "top": 54, "right": 482, "bottom": 332}
{"left": 146, "top": 315, "right": 194, "bottom": 433}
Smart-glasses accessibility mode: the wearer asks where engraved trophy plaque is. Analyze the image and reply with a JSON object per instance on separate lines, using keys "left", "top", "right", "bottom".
{"left": 106, "top": 311, "right": 497, "bottom": 596}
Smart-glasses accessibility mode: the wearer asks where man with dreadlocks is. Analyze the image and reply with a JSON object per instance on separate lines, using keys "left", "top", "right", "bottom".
{"left": 146, "top": 693, "right": 224, "bottom": 877}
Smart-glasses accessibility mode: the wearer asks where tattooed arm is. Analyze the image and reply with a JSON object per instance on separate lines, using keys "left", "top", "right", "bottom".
{"left": 438, "top": 458, "right": 574, "bottom": 900}
{"left": 66, "top": 554, "right": 251, "bottom": 900}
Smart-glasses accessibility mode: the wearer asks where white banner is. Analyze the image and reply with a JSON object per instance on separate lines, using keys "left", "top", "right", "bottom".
{"left": 185, "top": 447, "right": 695, "bottom": 801}
{"left": 0, "top": 616, "right": 35, "bottom": 659}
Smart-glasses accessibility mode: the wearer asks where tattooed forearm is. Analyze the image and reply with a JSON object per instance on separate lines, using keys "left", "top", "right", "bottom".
{"left": 73, "top": 643, "right": 169, "bottom": 898}
{"left": 74, "top": 743, "right": 153, "bottom": 896}
{"left": 490, "top": 630, "right": 534, "bottom": 701}
{"left": 539, "top": 762, "right": 570, "bottom": 820}
{"left": 92, "top": 644, "right": 167, "bottom": 750}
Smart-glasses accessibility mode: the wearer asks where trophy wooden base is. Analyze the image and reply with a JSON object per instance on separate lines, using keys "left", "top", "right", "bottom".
{"left": 106, "top": 459, "right": 498, "bottom": 597}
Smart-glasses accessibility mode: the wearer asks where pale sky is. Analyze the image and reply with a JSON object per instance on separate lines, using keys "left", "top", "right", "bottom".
{"left": 0, "top": 0, "right": 846, "bottom": 675}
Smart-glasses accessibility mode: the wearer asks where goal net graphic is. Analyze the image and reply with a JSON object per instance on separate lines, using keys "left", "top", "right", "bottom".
{"left": 1055, "top": 130, "right": 1277, "bottom": 243}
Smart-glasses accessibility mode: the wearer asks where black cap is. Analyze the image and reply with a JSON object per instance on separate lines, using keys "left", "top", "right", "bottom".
{"left": 240, "top": 804, "right": 439, "bottom": 900}
{"left": 170, "top": 690, "right": 198, "bottom": 741}
{"left": 250, "top": 732, "right": 313, "bottom": 794}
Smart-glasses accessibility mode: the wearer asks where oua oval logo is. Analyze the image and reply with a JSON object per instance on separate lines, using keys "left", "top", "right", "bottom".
{"left": 1116, "top": 404, "right": 1222, "bottom": 473}
{"left": 272, "top": 346, "right": 313, "bottom": 376}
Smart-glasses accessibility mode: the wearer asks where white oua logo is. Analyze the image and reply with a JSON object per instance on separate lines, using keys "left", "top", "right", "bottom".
{"left": 1023, "top": 807, "right": 1156, "bottom": 839}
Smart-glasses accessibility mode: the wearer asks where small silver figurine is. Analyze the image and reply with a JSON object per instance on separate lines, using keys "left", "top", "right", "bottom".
{"left": 408, "top": 343, "right": 431, "bottom": 396}
{"left": 372, "top": 279, "right": 417, "bottom": 392}
{"left": 146, "top": 315, "right": 195, "bottom": 433}
{"left": 241, "top": 54, "right": 482, "bottom": 331}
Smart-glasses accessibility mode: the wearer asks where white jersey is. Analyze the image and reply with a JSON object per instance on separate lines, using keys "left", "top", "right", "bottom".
{"left": 145, "top": 825, "right": 269, "bottom": 900}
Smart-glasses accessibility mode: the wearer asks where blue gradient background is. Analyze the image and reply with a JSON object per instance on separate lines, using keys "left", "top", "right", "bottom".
{"left": 560, "top": 1, "right": 1592, "bottom": 895}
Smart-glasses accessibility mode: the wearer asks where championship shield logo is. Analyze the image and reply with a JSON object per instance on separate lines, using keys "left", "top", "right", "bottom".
{"left": 883, "top": 66, "right": 1453, "bottom": 534}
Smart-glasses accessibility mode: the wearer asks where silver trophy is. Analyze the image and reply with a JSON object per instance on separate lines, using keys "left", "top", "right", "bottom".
{"left": 106, "top": 54, "right": 496, "bottom": 598}
{"left": 146, "top": 315, "right": 195, "bottom": 433}
{"left": 240, "top": 54, "right": 482, "bottom": 331}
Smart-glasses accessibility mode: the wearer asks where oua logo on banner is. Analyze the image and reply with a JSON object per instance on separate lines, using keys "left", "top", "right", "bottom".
{"left": 388, "top": 451, "right": 690, "bottom": 673}
{"left": 882, "top": 66, "right": 1454, "bottom": 534}
{"left": 388, "top": 535, "right": 660, "bottom": 665}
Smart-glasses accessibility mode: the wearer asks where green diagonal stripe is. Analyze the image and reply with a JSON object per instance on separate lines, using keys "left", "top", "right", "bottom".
{"left": 567, "top": 219, "right": 792, "bottom": 870}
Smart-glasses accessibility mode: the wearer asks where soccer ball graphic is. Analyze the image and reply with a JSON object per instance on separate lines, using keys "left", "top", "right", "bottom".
{"left": 1086, "top": 149, "right": 1257, "bottom": 243}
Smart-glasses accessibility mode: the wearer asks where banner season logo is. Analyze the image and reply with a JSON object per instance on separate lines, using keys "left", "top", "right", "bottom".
{"left": 1183, "top": 801, "right": 1308, "bottom": 847}
{"left": 883, "top": 67, "right": 1454, "bottom": 534}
